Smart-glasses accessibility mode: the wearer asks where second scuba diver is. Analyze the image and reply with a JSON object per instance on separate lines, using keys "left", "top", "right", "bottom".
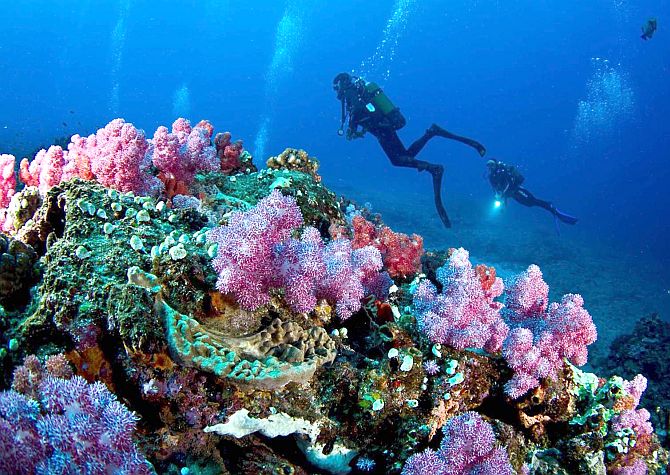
{"left": 486, "top": 159, "right": 578, "bottom": 225}
{"left": 333, "top": 72, "right": 487, "bottom": 228}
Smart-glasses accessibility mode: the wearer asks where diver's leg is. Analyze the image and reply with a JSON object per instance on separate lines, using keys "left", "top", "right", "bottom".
{"left": 425, "top": 124, "right": 487, "bottom": 157}
{"left": 406, "top": 130, "right": 434, "bottom": 157}
{"left": 428, "top": 164, "right": 451, "bottom": 228}
{"left": 376, "top": 131, "right": 452, "bottom": 227}
{"left": 515, "top": 188, "right": 578, "bottom": 224}
{"left": 387, "top": 154, "right": 451, "bottom": 227}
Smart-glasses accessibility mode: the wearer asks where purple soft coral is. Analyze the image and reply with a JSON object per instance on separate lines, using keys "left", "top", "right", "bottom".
{"left": 208, "top": 190, "right": 304, "bottom": 310}
{"left": 0, "top": 364, "right": 152, "bottom": 475}
{"left": 317, "top": 239, "right": 385, "bottom": 319}
{"left": 412, "top": 248, "right": 508, "bottom": 353}
{"left": 207, "top": 190, "right": 389, "bottom": 317}
{"left": 402, "top": 412, "right": 514, "bottom": 475}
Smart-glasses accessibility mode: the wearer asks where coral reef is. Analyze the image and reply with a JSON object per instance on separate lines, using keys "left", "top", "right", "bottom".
{"left": 600, "top": 313, "right": 670, "bottom": 447}
{"left": 0, "top": 118, "right": 667, "bottom": 475}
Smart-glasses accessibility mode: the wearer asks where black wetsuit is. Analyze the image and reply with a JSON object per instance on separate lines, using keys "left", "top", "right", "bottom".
{"left": 334, "top": 74, "right": 486, "bottom": 228}
{"left": 488, "top": 161, "right": 578, "bottom": 225}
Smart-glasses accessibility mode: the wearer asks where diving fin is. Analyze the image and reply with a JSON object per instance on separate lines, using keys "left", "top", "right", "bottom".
{"left": 555, "top": 208, "right": 578, "bottom": 225}
{"left": 430, "top": 165, "right": 451, "bottom": 228}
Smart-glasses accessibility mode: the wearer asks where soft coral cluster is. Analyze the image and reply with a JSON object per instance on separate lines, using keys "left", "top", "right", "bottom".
{"left": 413, "top": 256, "right": 597, "bottom": 399}
{"left": 350, "top": 215, "right": 424, "bottom": 279}
{"left": 8, "top": 117, "right": 239, "bottom": 208}
{"left": 207, "top": 190, "right": 390, "bottom": 319}
{"left": 402, "top": 412, "right": 514, "bottom": 475}
{"left": 0, "top": 154, "right": 16, "bottom": 231}
{"left": 502, "top": 265, "right": 597, "bottom": 398}
{"left": 20, "top": 118, "right": 160, "bottom": 196}
{"left": 0, "top": 355, "right": 152, "bottom": 474}
{"left": 151, "top": 118, "right": 218, "bottom": 186}
{"left": 412, "top": 248, "right": 508, "bottom": 353}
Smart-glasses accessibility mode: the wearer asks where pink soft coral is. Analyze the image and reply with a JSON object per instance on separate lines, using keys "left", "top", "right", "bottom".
{"left": 502, "top": 265, "right": 597, "bottom": 398}
{"left": 86, "top": 118, "right": 161, "bottom": 194}
{"left": 19, "top": 146, "right": 66, "bottom": 195}
{"left": 412, "top": 248, "right": 508, "bottom": 353}
{"left": 207, "top": 190, "right": 389, "bottom": 318}
{"left": 0, "top": 154, "right": 16, "bottom": 231}
{"left": 151, "top": 118, "right": 218, "bottom": 185}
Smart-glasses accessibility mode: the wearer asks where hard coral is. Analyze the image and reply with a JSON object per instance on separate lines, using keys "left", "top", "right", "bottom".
{"left": 266, "top": 148, "right": 321, "bottom": 182}
{"left": 0, "top": 233, "right": 39, "bottom": 308}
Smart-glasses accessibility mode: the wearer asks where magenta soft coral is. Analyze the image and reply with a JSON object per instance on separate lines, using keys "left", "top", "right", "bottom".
{"left": 412, "top": 256, "right": 597, "bottom": 398}
{"left": 207, "top": 190, "right": 389, "bottom": 318}
{"left": 402, "top": 412, "right": 514, "bottom": 475}
{"left": 502, "top": 265, "right": 597, "bottom": 398}
{"left": 412, "top": 248, "right": 508, "bottom": 353}
{"left": 207, "top": 189, "right": 304, "bottom": 310}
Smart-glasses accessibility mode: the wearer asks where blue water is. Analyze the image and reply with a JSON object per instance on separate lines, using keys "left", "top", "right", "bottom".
{"left": 1, "top": 0, "right": 668, "bottom": 353}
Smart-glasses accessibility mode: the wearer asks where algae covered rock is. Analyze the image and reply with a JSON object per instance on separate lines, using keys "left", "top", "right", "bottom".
{"left": 0, "top": 233, "right": 39, "bottom": 309}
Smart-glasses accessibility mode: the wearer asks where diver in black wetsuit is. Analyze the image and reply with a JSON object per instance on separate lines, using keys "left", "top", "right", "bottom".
{"left": 486, "top": 159, "right": 578, "bottom": 225}
{"left": 333, "top": 72, "right": 487, "bottom": 228}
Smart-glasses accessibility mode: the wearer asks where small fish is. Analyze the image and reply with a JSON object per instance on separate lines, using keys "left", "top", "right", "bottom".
{"left": 62, "top": 122, "right": 67, "bottom": 127}
{"left": 641, "top": 18, "right": 657, "bottom": 40}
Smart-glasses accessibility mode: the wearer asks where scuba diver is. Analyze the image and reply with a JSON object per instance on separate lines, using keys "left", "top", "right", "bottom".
{"left": 641, "top": 18, "right": 657, "bottom": 40}
{"left": 486, "top": 159, "right": 578, "bottom": 225}
{"left": 333, "top": 72, "right": 487, "bottom": 228}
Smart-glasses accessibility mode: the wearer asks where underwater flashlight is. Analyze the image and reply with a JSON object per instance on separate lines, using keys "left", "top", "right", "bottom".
{"left": 494, "top": 200, "right": 502, "bottom": 209}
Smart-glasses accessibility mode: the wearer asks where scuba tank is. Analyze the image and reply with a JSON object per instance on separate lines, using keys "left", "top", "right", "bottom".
{"left": 364, "top": 82, "right": 406, "bottom": 130}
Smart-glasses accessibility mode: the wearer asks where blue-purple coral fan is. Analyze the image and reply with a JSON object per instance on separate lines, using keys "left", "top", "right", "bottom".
{"left": 0, "top": 366, "right": 153, "bottom": 475}
{"left": 207, "top": 189, "right": 390, "bottom": 319}
{"left": 402, "top": 412, "right": 513, "bottom": 475}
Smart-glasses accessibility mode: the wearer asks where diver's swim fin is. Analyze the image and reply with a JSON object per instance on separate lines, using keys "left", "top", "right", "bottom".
{"left": 554, "top": 208, "right": 578, "bottom": 225}
{"left": 430, "top": 165, "right": 451, "bottom": 228}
